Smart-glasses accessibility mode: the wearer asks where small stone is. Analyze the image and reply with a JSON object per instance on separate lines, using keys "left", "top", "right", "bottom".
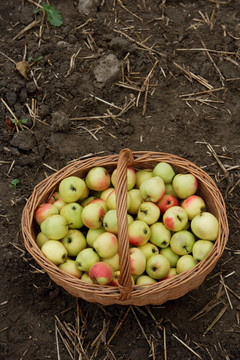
{"left": 94, "top": 54, "right": 121, "bottom": 85}
{"left": 50, "top": 111, "right": 71, "bottom": 132}
{"left": 78, "top": 0, "right": 100, "bottom": 15}
{"left": 10, "top": 130, "right": 36, "bottom": 151}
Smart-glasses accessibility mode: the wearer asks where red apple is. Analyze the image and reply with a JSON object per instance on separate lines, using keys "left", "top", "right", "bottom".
{"left": 157, "top": 194, "right": 179, "bottom": 214}
{"left": 89, "top": 262, "right": 114, "bottom": 285}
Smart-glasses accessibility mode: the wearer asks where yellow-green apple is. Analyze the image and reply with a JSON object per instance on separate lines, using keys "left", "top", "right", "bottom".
{"left": 34, "top": 203, "right": 59, "bottom": 225}
{"left": 192, "top": 240, "right": 214, "bottom": 262}
{"left": 103, "top": 209, "right": 134, "bottom": 234}
{"left": 159, "top": 247, "right": 179, "bottom": 267}
{"left": 59, "top": 259, "right": 82, "bottom": 278}
{"left": 41, "top": 240, "right": 68, "bottom": 265}
{"left": 128, "top": 189, "right": 143, "bottom": 215}
{"left": 191, "top": 212, "right": 219, "bottom": 241}
{"left": 81, "top": 272, "right": 93, "bottom": 283}
{"left": 128, "top": 220, "right": 151, "bottom": 246}
{"left": 163, "top": 206, "right": 188, "bottom": 231}
{"left": 150, "top": 222, "right": 171, "bottom": 248}
{"left": 161, "top": 267, "right": 178, "bottom": 280}
{"left": 80, "top": 196, "right": 96, "bottom": 208}
{"left": 111, "top": 167, "right": 136, "bottom": 190}
{"left": 81, "top": 202, "right": 105, "bottom": 229}
{"left": 40, "top": 214, "right": 68, "bottom": 240}
{"left": 176, "top": 255, "right": 197, "bottom": 273}
{"left": 164, "top": 183, "right": 178, "bottom": 197}
{"left": 100, "top": 187, "right": 115, "bottom": 201}
{"left": 89, "top": 262, "right": 114, "bottom": 285}
{"left": 157, "top": 194, "right": 179, "bottom": 214}
{"left": 86, "top": 227, "right": 105, "bottom": 247}
{"left": 61, "top": 229, "right": 86, "bottom": 257}
{"left": 170, "top": 230, "right": 195, "bottom": 255}
{"left": 153, "top": 162, "right": 175, "bottom": 184}
{"left": 140, "top": 176, "right": 165, "bottom": 203}
{"left": 137, "top": 202, "right": 160, "bottom": 225}
{"left": 103, "top": 252, "right": 120, "bottom": 271}
{"left": 47, "top": 192, "right": 66, "bottom": 211}
{"left": 93, "top": 232, "right": 118, "bottom": 258}
{"left": 106, "top": 189, "right": 131, "bottom": 210}
{"left": 139, "top": 242, "right": 159, "bottom": 260}
{"left": 60, "top": 203, "right": 83, "bottom": 229}
{"left": 75, "top": 248, "right": 100, "bottom": 272}
{"left": 111, "top": 271, "right": 135, "bottom": 286}
{"left": 59, "top": 176, "right": 86, "bottom": 203}
{"left": 89, "top": 198, "right": 108, "bottom": 214}
{"left": 181, "top": 195, "right": 206, "bottom": 220}
{"left": 130, "top": 247, "right": 146, "bottom": 276}
{"left": 172, "top": 173, "right": 198, "bottom": 199}
{"left": 136, "top": 275, "right": 157, "bottom": 286}
{"left": 36, "top": 232, "right": 49, "bottom": 249}
{"left": 77, "top": 183, "right": 89, "bottom": 202}
{"left": 85, "top": 166, "right": 111, "bottom": 191}
{"left": 146, "top": 254, "right": 170, "bottom": 280}
{"left": 135, "top": 169, "right": 153, "bottom": 188}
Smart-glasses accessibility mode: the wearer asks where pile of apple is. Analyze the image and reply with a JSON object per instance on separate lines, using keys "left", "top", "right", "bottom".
{"left": 34, "top": 162, "right": 219, "bottom": 287}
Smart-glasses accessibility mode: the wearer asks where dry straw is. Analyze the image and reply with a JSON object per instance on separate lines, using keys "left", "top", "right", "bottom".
{"left": 22, "top": 148, "right": 229, "bottom": 305}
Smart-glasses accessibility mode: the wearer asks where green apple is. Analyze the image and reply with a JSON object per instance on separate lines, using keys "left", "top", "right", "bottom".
{"left": 82, "top": 202, "right": 105, "bottom": 229}
{"left": 60, "top": 203, "right": 83, "bottom": 229}
{"left": 130, "top": 247, "right": 146, "bottom": 276}
{"left": 86, "top": 227, "right": 105, "bottom": 247}
{"left": 135, "top": 169, "right": 153, "bottom": 189}
{"left": 163, "top": 206, "right": 188, "bottom": 231}
{"left": 34, "top": 203, "right": 59, "bottom": 225}
{"left": 128, "top": 189, "right": 143, "bottom": 215}
{"left": 85, "top": 166, "right": 111, "bottom": 191}
{"left": 111, "top": 167, "right": 136, "bottom": 190}
{"left": 75, "top": 248, "right": 100, "bottom": 272}
{"left": 164, "top": 183, "right": 178, "bottom": 197}
{"left": 106, "top": 190, "right": 131, "bottom": 210}
{"left": 161, "top": 267, "right": 177, "bottom": 280}
{"left": 77, "top": 183, "right": 89, "bottom": 202}
{"left": 89, "top": 262, "right": 114, "bottom": 285}
{"left": 59, "top": 176, "right": 86, "bottom": 203}
{"left": 47, "top": 192, "right": 66, "bottom": 211}
{"left": 181, "top": 195, "right": 206, "bottom": 220}
{"left": 40, "top": 214, "right": 68, "bottom": 240}
{"left": 81, "top": 272, "right": 94, "bottom": 283}
{"left": 100, "top": 187, "right": 115, "bottom": 201}
{"left": 93, "top": 232, "right": 118, "bottom": 258}
{"left": 61, "top": 229, "right": 86, "bottom": 257}
{"left": 191, "top": 212, "right": 219, "bottom": 241}
{"left": 59, "top": 259, "right": 82, "bottom": 278}
{"left": 128, "top": 220, "right": 151, "bottom": 247}
{"left": 136, "top": 275, "right": 157, "bottom": 286}
{"left": 176, "top": 255, "right": 197, "bottom": 274}
{"left": 146, "top": 254, "right": 170, "bottom": 280}
{"left": 153, "top": 162, "right": 175, "bottom": 184}
{"left": 41, "top": 240, "right": 68, "bottom": 265}
{"left": 36, "top": 232, "right": 49, "bottom": 249}
{"left": 80, "top": 196, "right": 96, "bottom": 208}
{"left": 150, "top": 222, "right": 171, "bottom": 248}
{"left": 140, "top": 176, "right": 165, "bottom": 203}
{"left": 192, "top": 240, "right": 214, "bottom": 262}
{"left": 170, "top": 230, "right": 195, "bottom": 255}
{"left": 139, "top": 242, "right": 159, "bottom": 260}
{"left": 137, "top": 201, "right": 160, "bottom": 225}
{"left": 160, "top": 247, "right": 179, "bottom": 267}
{"left": 103, "top": 252, "right": 120, "bottom": 271}
{"left": 172, "top": 173, "right": 198, "bottom": 199}
{"left": 103, "top": 209, "right": 134, "bottom": 234}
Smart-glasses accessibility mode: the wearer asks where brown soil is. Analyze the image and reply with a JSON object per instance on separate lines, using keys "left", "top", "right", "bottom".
{"left": 0, "top": 1, "right": 240, "bottom": 359}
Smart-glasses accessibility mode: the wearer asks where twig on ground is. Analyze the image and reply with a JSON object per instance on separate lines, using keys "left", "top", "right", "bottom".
{"left": 172, "top": 333, "right": 202, "bottom": 359}
{"left": 12, "top": 20, "right": 40, "bottom": 41}
{"left": 203, "top": 303, "right": 229, "bottom": 335}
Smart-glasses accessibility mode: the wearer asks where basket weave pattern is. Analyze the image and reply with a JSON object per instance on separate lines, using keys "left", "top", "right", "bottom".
{"left": 22, "top": 149, "right": 229, "bottom": 305}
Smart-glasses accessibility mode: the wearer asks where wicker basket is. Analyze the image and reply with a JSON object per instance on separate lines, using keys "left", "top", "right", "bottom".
{"left": 22, "top": 148, "right": 229, "bottom": 305}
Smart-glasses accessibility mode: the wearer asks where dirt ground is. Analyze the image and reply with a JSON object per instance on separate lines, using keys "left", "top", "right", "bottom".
{"left": 0, "top": 0, "right": 240, "bottom": 359}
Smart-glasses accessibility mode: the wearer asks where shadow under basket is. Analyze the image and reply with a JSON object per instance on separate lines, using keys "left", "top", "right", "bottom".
{"left": 21, "top": 149, "right": 229, "bottom": 306}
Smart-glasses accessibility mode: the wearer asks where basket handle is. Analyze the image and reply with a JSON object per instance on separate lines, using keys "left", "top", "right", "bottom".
{"left": 115, "top": 148, "right": 134, "bottom": 300}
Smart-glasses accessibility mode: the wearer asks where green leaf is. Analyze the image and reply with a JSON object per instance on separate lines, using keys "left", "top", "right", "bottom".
{"left": 42, "top": 4, "right": 63, "bottom": 27}
{"left": 9, "top": 179, "right": 20, "bottom": 189}
{"left": 21, "top": 119, "right": 28, "bottom": 124}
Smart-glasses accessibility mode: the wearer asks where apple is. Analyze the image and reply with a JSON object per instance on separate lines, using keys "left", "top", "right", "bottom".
{"left": 81, "top": 202, "right": 105, "bottom": 229}
{"left": 106, "top": 189, "right": 131, "bottom": 210}
{"left": 103, "top": 252, "right": 120, "bottom": 271}
{"left": 60, "top": 202, "right": 83, "bottom": 229}
{"left": 36, "top": 232, "right": 49, "bottom": 249}
{"left": 103, "top": 210, "right": 134, "bottom": 234}
{"left": 135, "top": 169, "right": 153, "bottom": 189}
{"left": 159, "top": 247, "right": 179, "bottom": 267}
{"left": 86, "top": 227, "right": 105, "bottom": 247}
{"left": 153, "top": 162, "right": 175, "bottom": 184}
{"left": 150, "top": 222, "right": 171, "bottom": 248}
{"left": 140, "top": 176, "right": 165, "bottom": 203}
{"left": 85, "top": 166, "right": 111, "bottom": 191}
{"left": 163, "top": 206, "right": 188, "bottom": 231}
{"left": 130, "top": 247, "right": 146, "bottom": 276}
{"left": 176, "top": 255, "right": 197, "bottom": 274}
{"left": 75, "top": 248, "right": 100, "bottom": 272}
{"left": 40, "top": 214, "right": 68, "bottom": 240}
{"left": 172, "top": 173, "right": 198, "bottom": 199}
{"left": 170, "top": 230, "right": 195, "bottom": 255}
{"left": 81, "top": 272, "right": 94, "bottom": 283}
{"left": 93, "top": 232, "right": 118, "bottom": 258}
{"left": 41, "top": 240, "right": 68, "bottom": 265}
{"left": 164, "top": 183, "right": 178, "bottom": 197}
{"left": 47, "top": 192, "right": 66, "bottom": 211}
{"left": 128, "top": 220, "right": 151, "bottom": 247}
{"left": 136, "top": 275, "right": 157, "bottom": 286}
{"left": 111, "top": 271, "right": 135, "bottom": 286}
{"left": 59, "top": 176, "right": 86, "bottom": 203}
{"left": 100, "top": 187, "right": 115, "bottom": 201}
{"left": 59, "top": 259, "right": 82, "bottom": 278}
{"left": 111, "top": 167, "right": 136, "bottom": 190}
{"left": 61, "top": 229, "right": 87, "bottom": 257}
{"left": 89, "top": 198, "right": 108, "bottom": 214}
{"left": 80, "top": 196, "right": 96, "bottom": 208}
{"left": 139, "top": 242, "right": 159, "bottom": 260}
{"left": 34, "top": 203, "right": 59, "bottom": 225}
{"left": 161, "top": 267, "right": 178, "bottom": 280}
{"left": 137, "top": 202, "right": 160, "bottom": 225}
{"left": 78, "top": 183, "right": 89, "bottom": 202}
{"left": 192, "top": 240, "right": 214, "bottom": 262}
{"left": 191, "top": 212, "right": 219, "bottom": 241}
{"left": 128, "top": 189, "right": 143, "bottom": 215}
{"left": 181, "top": 195, "right": 206, "bottom": 220}
{"left": 146, "top": 254, "right": 170, "bottom": 280}
{"left": 157, "top": 194, "right": 179, "bottom": 214}
{"left": 89, "top": 262, "right": 114, "bottom": 285}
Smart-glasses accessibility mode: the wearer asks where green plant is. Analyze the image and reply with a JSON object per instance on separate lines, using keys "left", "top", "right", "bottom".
{"left": 9, "top": 179, "right": 20, "bottom": 189}
{"left": 34, "top": 4, "right": 63, "bottom": 27}
{"left": 11, "top": 118, "right": 28, "bottom": 126}
{"left": 28, "top": 56, "right": 43, "bottom": 63}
